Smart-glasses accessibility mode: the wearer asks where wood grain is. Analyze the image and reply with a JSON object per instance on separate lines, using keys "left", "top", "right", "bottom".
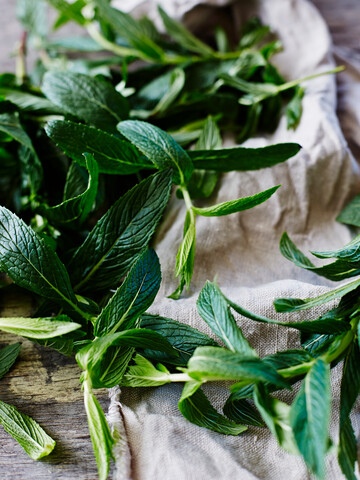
{"left": 0, "top": 1, "right": 359, "bottom": 479}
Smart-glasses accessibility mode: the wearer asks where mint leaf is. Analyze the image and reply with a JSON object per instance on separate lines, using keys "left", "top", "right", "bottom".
{"left": 192, "top": 185, "right": 280, "bottom": 217}
{"left": 188, "top": 143, "right": 301, "bottom": 171}
{"left": 41, "top": 153, "right": 99, "bottom": 226}
{"left": 0, "top": 400, "right": 55, "bottom": 460}
{"left": 290, "top": 358, "right": 331, "bottom": 479}
{"left": 93, "top": 0, "right": 164, "bottom": 60}
{"left": 140, "top": 313, "right": 218, "bottom": 366}
{"left": 338, "top": 341, "right": 360, "bottom": 480}
{"left": 337, "top": 195, "right": 360, "bottom": 227}
{"left": 280, "top": 232, "right": 360, "bottom": 281}
{"left": 45, "top": 120, "right": 151, "bottom": 175}
{"left": 187, "top": 346, "right": 289, "bottom": 388}
{"left": 0, "top": 315, "right": 81, "bottom": 339}
{"left": 0, "top": 343, "right": 21, "bottom": 380}
{"left": 121, "top": 354, "right": 172, "bottom": 387}
{"left": 224, "top": 290, "right": 350, "bottom": 334}
{"left": 117, "top": 120, "right": 193, "bottom": 185}
{"left": 0, "top": 206, "right": 83, "bottom": 314}
{"left": 178, "top": 382, "right": 247, "bottom": 435}
{"left": 254, "top": 384, "right": 298, "bottom": 454}
{"left": 83, "top": 382, "right": 114, "bottom": 480}
{"left": 311, "top": 233, "right": 360, "bottom": 262}
{"left": 286, "top": 86, "right": 304, "bottom": 129}
{"left": 0, "top": 88, "right": 61, "bottom": 114}
{"left": 94, "top": 249, "right": 161, "bottom": 336}
{"left": 274, "top": 278, "right": 360, "bottom": 313}
{"left": 46, "top": 0, "right": 87, "bottom": 25}
{"left": 197, "top": 281, "right": 256, "bottom": 356}
{"left": 69, "top": 169, "right": 172, "bottom": 292}
{"left": 158, "top": 6, "right": 214, "bottom": 57}
{"left": 223, "top": 396, "right": 264, "bottom": 427}
{"left": 42, "top": 72, "right": 129, "bottom": 131}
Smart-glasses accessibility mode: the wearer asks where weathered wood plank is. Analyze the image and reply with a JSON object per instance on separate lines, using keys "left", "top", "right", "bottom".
{"left": 0, "top": 287, "right": 112, "bottom": 479}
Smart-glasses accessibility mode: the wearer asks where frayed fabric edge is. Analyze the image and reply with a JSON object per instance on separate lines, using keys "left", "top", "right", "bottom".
{"left": 107, "top": 386, "right": 133, "bottom": 480}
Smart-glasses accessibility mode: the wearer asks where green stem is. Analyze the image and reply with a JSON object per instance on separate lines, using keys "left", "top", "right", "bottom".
{"left": 277, "top": 66, "right": 345, "bottom": 92}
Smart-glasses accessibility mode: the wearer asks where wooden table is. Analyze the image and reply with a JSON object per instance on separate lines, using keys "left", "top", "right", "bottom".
{"left": 0, "top": 1, "right": 359, "bottom": 479}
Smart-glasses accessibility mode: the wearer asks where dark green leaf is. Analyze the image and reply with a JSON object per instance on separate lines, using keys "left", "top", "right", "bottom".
{"left": 0, "top": 343, "right": 21, "bottom": 380}
{"left": 140, "top": 313, "right": 218, "bottom": 366}
{"left": 0, "top": 400, "right": 55, "bottom": 460}
{"left": 45, "top": 120, "right": 151, "bottom": 175}
{"left": 280, "top": 232, "right": 360, "bottom": 281}
{"left": 274, "top": 278, "right": 360, "bottom": 313}
{"left": 197, "top": 281, "right": 257, "bottom": 356}
{"left": 223, "top": 396, "right": 264, "bottom": 427}
{"left": 0, "top": 88, "right": 62, "bottom": 114}
{"left": 289, "top": 358, "right": 331, "bottom": 479}
{"left": 46, "top": 0, "right": 87, "bottom": 25}
{"left": 178, "top": 382, "right": 247, "bottom": 435}
{"left": 192, "top": 185, "right": 280, "bottom": 217}
{"left": 69, "top": 169, "right": 172, "bottom": 292}
{"left": 286, "top": 86, "right": 304, "bottom": 129}
{"left": 337, "top": 195, "right": 360, "bottom": 228}
{"left": 117, "top": 120, "right": 193, "bottom": 185}
{"left": 42, "top": 72, "right": 129, "bottom": 131}
{"left": 188, "top": 143, "right": 301, "bottom": 171}
{"left": 93, "top": 0, "right": 164, "bottom": 61}
{"left": 0, "top": 113, "right": 33, "bottom": 150}
{"left": 338, "top": 341, "right": 360, "bottom": 480}
{"left": 41, "top": 153, "right": 99, "bottom": 226}
{"left": 0, "top": 207, "right": 84, "bottom": 314}
{"left": 158, "top": 6, "right": 214, "bottom": 57}
{"left": 94, "top": 249, "right": 161, "bottom": 336}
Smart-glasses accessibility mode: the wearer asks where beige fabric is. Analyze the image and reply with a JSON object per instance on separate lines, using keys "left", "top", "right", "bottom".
{"left": 110, "top": 0, "right": 360, "bottom": 478}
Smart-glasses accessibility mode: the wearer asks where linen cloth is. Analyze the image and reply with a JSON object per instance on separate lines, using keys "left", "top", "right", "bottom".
{"left": 108, "top": 1, "right": 360, "bottom": 478}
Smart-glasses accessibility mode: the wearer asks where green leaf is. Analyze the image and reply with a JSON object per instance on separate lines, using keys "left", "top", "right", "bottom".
{"left": 94, "top": 249, "right": 161, "bottom": 336}
{"left": 158, "top": 6, "right": 214, "bottom": 57}
{"left": 83, "top": 382, "right": 113, "bottom": 480}
{"left": 310, "top": 233, "right": 360, "bottom": 263}
{"left": 0, "top": 88, "right": 62, "bottom": 114}
{"left": 93, "top": 0, "right": 164, "bottom": 61}
{"left": 280, "top": 232, "right": 360, "bottom": 281}
{"left": 222, "top": 288, "right": 350, "bottom": 334}
{"left": 121, "top": 354, "right": 172, "bottom": 387}
{"left": 0, "top": 400, "right": 55, "bottom": 460}
{"left": 47, "top": 0, "right": 86, "bottom": 26}
{"left": 336, "top": 195, "right": 360, "bottom": 227}
{"left": 254, "top": 384, "right": 298, "bottom": 454}
{"left": 117, "top": 120, "right": 193, "bottom": 185}
{"left": 140, "top": 313, "right": 218, "bottom": 366}
{"left": 42, "top": 72, "right": 129, "bottom": 131}
{"left": 289, "top": 358, "right": 331, "bottom": 479}
{"left": 41, "top": 153, "right": 99, "bottom": 226}
{"left": 187, "top": 346, "right": 289, "bottom": 388}
{"left": 286, "top": 86, "right": 304, "bottom": 129}
{"left": 174, "top": 213, "right": 196, "bottom": 277}
{"left": 77, "top": 329, "right": 175, "bottom": 387}
{"left": 141, "top": 313, "right": 217, "bottom": 366}
{"left": 238, "top": 18, "right": 270, "bottom": 49}
{"left": 274, "top": 278, "right": 360, "bottom": 313}
{"left": 0, "top": 315, "right": 81, "bottom": 339}
{"left": 0, "top": 207, "right": 83, "bottom": 314}
{"left": 223, "top": 396, "right": 264, "bottom": 427}
{"left": 188, "top": 143, "right": 301, "bottom": 171}
{"left": 263, "top": 349, "right": 314, "bottom": 372}
{"left": 68, "top": 169, "right": 172, "bottom": 292}
{"left": 45, "top": 120, "right": 151, "bottom": 175}
{"left": 197, "top": 281, "right": 257, "bottom": 356}
{"left": 337, "top": 195, "right": 360, "bottom": 227}
{"left": 0, "top": 343, "right": 21, "bottom": 380}
{"left": 338, "top": 341, "right": 360, "bottom": 480}
{"left": 192, "top": 185, "right": 280, "bottom": 217}
{"left": 195, "top": 116, "right": 222, "bottom": 150}
{"left": 0, "top": 113, "right": 33, "bottom": 151}
{"left": 16, "top": 0, "right": 47, "bottom": 39}
{"left": 178, "top": 382, "right": 247, "bottom": 435}
{"left": 63, "top": 162, "right": 88, "bottom": 200}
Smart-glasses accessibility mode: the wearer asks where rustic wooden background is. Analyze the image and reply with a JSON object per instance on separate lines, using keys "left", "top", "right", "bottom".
{"left": 0, "top": 0, "right": 359, "bottom": 479}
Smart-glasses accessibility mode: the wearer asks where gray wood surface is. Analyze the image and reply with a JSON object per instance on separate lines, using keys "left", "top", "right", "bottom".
{"left": 0, "top": 1, "right": 359, "bottom": 479}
